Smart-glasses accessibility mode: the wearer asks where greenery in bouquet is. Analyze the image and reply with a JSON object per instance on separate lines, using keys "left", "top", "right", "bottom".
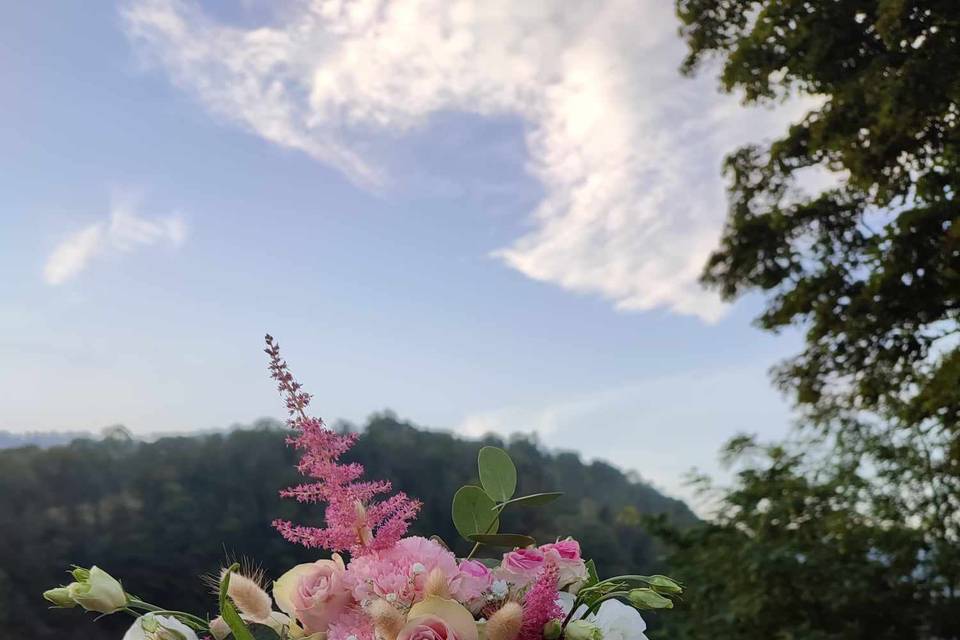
{"left": 42, "top": 336, "right": 682, "bottom": 640}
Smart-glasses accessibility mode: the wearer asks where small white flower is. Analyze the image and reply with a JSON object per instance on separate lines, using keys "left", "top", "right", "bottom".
{"left": 347, "top": 635, "right": 359, "bottom": 640}
{"left": 385, "top": 592, "right": 398, "bottom": 603}
{"left": 490, "top": 579, "right": 509, "bottom": 599}
{"left": 411, "top": 562, "right": 427, "bottom": 575}
{"left": 123, "top": 614, "right": 199, "bottom": 640}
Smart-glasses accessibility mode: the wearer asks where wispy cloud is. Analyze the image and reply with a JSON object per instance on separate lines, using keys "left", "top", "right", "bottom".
{"left": 43, "top": 194, "right": 187, "bottom": 285}
{"left": 455, "top": 364, "right": 794, "bottom": 506}
{"left": 121, "top": 0, "right": 814, "bottom": 320}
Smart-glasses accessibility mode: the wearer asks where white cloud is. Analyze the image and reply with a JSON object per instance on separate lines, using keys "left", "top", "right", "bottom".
{"left": 121, "top": 0, "right": 814, "bottom": 320}
{"left": 43, "top": 196, "right": 187, "bottom": 285}
{"left": 44, "top": 225, "right": 106, "bottom": 286}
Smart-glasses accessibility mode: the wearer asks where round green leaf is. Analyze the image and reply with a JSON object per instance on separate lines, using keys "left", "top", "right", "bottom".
{"left": 452, "top": 485, "right": 499, "bottom": 541}
{"left": 478, "top": 446, "right": 517, "bottom": 502}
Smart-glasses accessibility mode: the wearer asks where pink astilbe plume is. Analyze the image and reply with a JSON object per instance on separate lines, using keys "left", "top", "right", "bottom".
{"left": 266, "top": 335, "right": 421, "bottom": 555}
{"left": 519, "top": 563, "right": 563, "bottom": 640}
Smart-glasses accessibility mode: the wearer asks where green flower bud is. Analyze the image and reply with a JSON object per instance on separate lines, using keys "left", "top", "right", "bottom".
{"left": 70, "top": 567, "right": 90, "bottom": 582}
{"left": 43, "top": 586, "right": 77, "bottom": 608}
{"left": 67, "top": 566, "right": 127, "bottom": 614}
{"left": 645, "top": 575, "right": 682, "bottom": 595}
{"left": 563, "top": 620, "right": 602, "bottom": 640}
{"left": 627, "top": 588, "right": 673, "bottom": 610}
{"left": 543, "top": 619, "right": 563, "bottom": 640}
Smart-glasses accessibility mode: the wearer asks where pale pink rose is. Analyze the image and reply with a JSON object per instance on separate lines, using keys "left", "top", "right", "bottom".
{"left": 397, "top": 615, "right": 459, "bottom": 640}
{"left": 540, "top": 539, "right": 588, "bottom": 589}
{"left": 452, "top": 560, "right": 493, "bottom": 602}
{"left": 273, "top": 555, "right": 352, "bottom": 634}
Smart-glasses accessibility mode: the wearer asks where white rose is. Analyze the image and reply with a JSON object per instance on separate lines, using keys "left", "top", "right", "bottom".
{"left": 557, "top": 593, "right": 648, "bottom": 640}
{"left": 592, "top": 600, "right": 648, "bottom": 640}
{"left": 123, "top": 614, "right": 199, "bottom": 640}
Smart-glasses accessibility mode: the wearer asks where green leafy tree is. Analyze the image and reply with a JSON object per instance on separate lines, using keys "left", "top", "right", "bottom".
{"left": 654, "top": 437, "right": 929, "bottom": 640}
{"left": 665, "top": 1, "right": 960, "bottom": 637}
{"left": 672, "top": 0, "right": 960, "bottom": 633}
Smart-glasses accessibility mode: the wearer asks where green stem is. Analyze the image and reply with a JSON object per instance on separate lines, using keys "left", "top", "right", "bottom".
{"left": 127, "top": 600, "right": 208, "bottom": 629}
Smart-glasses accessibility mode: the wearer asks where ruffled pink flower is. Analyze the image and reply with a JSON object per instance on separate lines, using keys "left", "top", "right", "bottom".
{"left": 345, "top": 536, "right": 460, "bottom": 606}
{"left": 496, "top": 548, "right": 544, "bottom": 588}
{"left": 539, "top": 539, "right": 587, "bottom": 589}
{"left": 328, "top": 607, "right": 375, "bottom": 640}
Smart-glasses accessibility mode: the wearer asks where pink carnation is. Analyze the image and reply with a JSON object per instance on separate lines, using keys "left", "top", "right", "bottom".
{"left": 345, "top": 536, "right": 459, "bottom": 606}
{"left": 328, "top": 607, "right": 375, "bottom": 640}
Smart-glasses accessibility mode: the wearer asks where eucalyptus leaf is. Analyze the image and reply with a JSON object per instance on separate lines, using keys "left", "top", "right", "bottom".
{"left": 452, "top": 486, "right": 499, "bottom": 541}
{"left": 468, "top": 533, "right": 536, "bottom": 548}
{"left": 478, "top": 447, "right": 517, "bottom": 502}
{"left": 493, "top": 492, "right": 563, "bottom": 510}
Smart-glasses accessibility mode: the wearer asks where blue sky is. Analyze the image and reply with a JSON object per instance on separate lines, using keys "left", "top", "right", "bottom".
{"left": 1, "top": 1, "right": 809, "bottom": 505}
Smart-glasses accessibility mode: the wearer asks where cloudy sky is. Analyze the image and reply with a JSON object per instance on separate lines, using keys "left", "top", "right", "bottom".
{"left": 1, "top": 1, "right": 809, "bottom": 505}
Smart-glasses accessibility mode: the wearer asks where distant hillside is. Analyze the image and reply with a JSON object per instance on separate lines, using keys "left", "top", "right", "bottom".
{"left": 0, "top": 430, "right": 94, "bottom": 449}
{"left": 0, "top": 413, "right": 697, "bottom": 640}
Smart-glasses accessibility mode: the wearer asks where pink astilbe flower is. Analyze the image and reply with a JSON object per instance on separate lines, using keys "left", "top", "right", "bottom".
{"left": 266, "top": 335, "right": 421, "bottom": 555}
{"left": 519, "top": 563, "right": 562, "bottom": 640}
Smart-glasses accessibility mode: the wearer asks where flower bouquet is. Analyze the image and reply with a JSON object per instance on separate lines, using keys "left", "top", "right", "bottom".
{"left": 43, "top": 336, "right": 682, "bottom": 640}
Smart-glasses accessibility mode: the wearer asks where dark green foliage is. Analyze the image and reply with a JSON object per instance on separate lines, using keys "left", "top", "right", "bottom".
{"left": 666, "top": 2, "right": 960, "bottom": 638}
{"left": 654, "top": 439, "right": 934, "bottom": 640}
{"left": 0, "top": 414, "right": 695, "bottom": 640}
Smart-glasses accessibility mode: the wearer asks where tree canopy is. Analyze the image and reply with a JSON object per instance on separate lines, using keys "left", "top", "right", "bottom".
{"left": 660, "top": 2, "right": 960, "bottom": 637}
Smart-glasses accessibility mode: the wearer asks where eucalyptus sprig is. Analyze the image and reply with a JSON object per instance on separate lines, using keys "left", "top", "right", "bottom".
{"left": 451, "top": 446, "right": 563, "bottom": 557}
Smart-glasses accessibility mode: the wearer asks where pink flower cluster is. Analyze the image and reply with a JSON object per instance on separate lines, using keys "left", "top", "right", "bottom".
{"left": 266, "top": 335, "right": 421, "bottom": 555}
{"left": 496, "top": 539, "right": 588, "bottom": 590}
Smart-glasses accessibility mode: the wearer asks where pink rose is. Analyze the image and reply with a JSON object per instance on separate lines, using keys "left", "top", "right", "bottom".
{"left": 498, "top": 548, "right": 545, "bottom": 587}
{"left": 273, "top": 555, "right": 352, "bottom": 633}
{"left": 539, "top": 539, "right": 581, "bottom": 561}
{"left": 452, "top": 560, "right": 492, "bottom": 602}
{"left": 540, "top": 539, "right": 588, "bottom": 589}
{"left": 397, "top": 615, "right": 459, "bottom": 640}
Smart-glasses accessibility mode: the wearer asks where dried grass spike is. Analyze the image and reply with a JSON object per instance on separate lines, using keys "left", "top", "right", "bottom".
{"left": 368, "top": 598, "right": 405, "bottom": 640}
{"left": 221, "top": 568, "right": 272, "bottom": 622}
{"left": 486, "top": 602, "right": 523, "bottom": 640}
{"left": 424, "top": 567, "right": 450, "bottom": 599}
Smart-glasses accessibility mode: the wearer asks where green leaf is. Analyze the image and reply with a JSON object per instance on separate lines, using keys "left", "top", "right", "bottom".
{"left": 584, "top": 559, "right": 599, "bottom": 588}
{"left": 221, "top": 599, "right": 256, "bottom": 640}
{"left": 468, "top": 533, "right": 536, "bottom": 548}
{"left": 478, "top": 447, "right": 517, "bottom": 502}
{"left": 249, "top": 624, "right": 283, "bottom": 640}
{"left": 494, "top": 492, "right": 563, "bottom": 510}
{"left": 219, "top": 564, "right": 256, "bottom": 640}
{"left": 452, "top": 486, "right": 499, "bottom": 541}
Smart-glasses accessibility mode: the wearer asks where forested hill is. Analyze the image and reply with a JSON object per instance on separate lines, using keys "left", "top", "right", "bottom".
{"left": 0, "top": 413, "right": 696, "bottom": 640}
